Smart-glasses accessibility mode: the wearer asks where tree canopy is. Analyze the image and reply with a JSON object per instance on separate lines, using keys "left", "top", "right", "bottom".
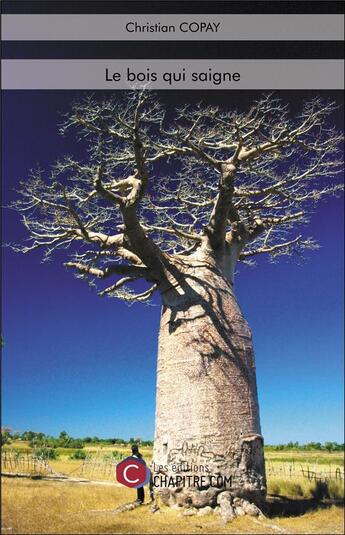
{"left": 11, "top": 92, "right": 343, "bottom": 302}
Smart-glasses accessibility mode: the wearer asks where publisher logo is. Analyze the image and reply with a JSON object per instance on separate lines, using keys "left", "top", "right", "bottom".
{"left": 116, "top": 456, "right": 150, "bottom": 488}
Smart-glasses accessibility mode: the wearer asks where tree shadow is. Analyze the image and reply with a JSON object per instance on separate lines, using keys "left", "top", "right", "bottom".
{"left": 265, "top": 495, "right": 344, "bottom": 518}
{"left": 160, "top": 256, "right": 256, "bottom": 390}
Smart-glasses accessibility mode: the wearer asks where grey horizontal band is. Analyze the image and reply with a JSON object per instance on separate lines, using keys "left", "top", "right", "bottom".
{"left": 2, "top": 60, "right": 343, "bottom": 89}
{"left": 1, "top": 14, "right": 344, "bottom": 41}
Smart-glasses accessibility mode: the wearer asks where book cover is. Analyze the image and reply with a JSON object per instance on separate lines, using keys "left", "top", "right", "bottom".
{"left": 1, "top": 2, "right": 344, "bottom": 533}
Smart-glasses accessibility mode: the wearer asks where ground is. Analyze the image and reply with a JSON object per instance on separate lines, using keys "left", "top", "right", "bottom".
{"left": 1, "top": 478, "right": 344, "bottom": 534}
{"left": 1, "top": 445, "right": 344, "bottom": 534}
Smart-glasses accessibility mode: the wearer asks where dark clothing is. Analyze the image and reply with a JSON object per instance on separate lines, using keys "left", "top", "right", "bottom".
{"left": 132, "top": 448, "right": 145, "bottom": 503}
{"left": 136, "top": 486, "right": 145, "bottom": 503}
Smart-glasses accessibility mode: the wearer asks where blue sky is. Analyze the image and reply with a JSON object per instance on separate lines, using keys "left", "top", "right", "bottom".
{"left": 2, "top": 90, "right": 344, "bottom": 443}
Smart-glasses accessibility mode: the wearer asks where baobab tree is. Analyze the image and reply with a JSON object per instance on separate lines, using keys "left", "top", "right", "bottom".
{"left": 11, "top": 92, "right": 343, "bottom": 510}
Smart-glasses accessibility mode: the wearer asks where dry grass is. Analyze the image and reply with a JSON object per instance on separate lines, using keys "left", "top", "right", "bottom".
{"left": 2, "top": 447, "right": 344, "bottom": 533}
{"left": 1, "top": 477, "right": 344, "bottom": 534}
{"left": 267, "top": 477, "right": 344, "bottom": 500}
{"left": 9, "top": 449, "right": 343, "bottom": 496}
{"left": 84, "top": 445, "right": 153, "bottom": 460}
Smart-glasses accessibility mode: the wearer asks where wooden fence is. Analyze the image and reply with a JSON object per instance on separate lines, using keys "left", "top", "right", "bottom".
{"left": 1, "top": 450, "right": 55, "bottom": 477}
{"left": 266, "top": 461, "right": 344, "bottom": 481}
{"left": 1, "top": 449, "right": 120, "bottom": 481}
{"left": 73, "top": 456, "right": 117, "bottom": 480}
{"left": 2, "top": 450, "right": 343, "bottom": 484}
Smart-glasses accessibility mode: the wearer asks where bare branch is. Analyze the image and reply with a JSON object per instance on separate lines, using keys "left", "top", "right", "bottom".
{"left": 240, "top": 235, "right": 319, "bottom": 260}
{"left": 64, "top": 261, "right": 150, "bottom": 279}
{"left": 11, "top": 92, "right": 343, "bottom": 296}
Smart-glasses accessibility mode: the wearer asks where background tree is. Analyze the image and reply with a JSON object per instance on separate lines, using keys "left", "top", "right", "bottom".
{"left": 11, "top": 92, "right": 343, "bottom": 507}
{"left": 0, "top": 429, "right": 12, "bottom": 446}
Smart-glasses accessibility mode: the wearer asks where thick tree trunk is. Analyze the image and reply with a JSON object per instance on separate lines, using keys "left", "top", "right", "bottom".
{"left": 153, "top": 249, "right": 266, "bottom": 508}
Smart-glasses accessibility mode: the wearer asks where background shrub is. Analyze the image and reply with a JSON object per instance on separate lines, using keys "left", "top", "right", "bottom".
{"left": 69, "top": 450, "right": 87, "bottom": 460}
{"left": 34, "top": 447, "right": 59, "bottom": 460}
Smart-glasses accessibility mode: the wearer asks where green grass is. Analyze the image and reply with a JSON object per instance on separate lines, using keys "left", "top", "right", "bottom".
{"left": 265, "top": 454, "right": 344, "bottom": 466}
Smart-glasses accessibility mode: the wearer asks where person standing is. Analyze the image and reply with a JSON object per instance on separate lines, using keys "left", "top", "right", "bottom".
{"left": 131, "top": 444, "right": 145, "bottom": 503}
